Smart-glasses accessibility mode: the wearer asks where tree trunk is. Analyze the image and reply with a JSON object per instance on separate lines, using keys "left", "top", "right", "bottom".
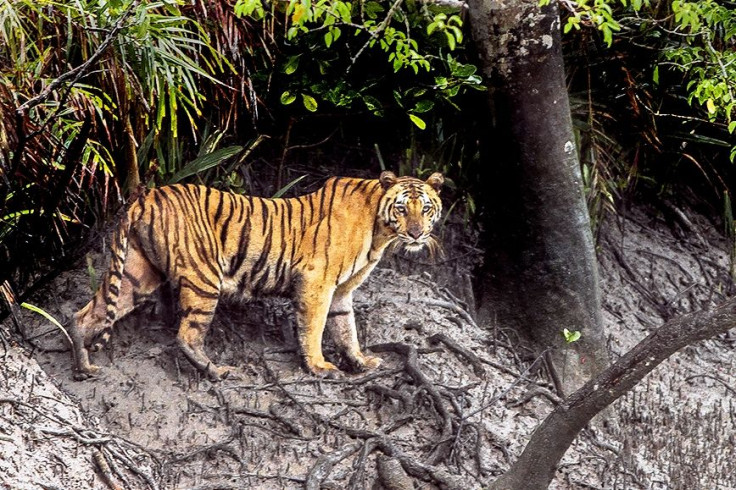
{"left": 490, "top": 296, "right": 736, "bottom": 489}
{"left": 467, "top": 0, "right": 609, "bottom": 394}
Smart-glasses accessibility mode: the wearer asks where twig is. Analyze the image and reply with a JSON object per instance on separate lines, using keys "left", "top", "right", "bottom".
{"left": 376, "top": 454, "right": 415, "bottom": 490}
{"left": 348, "top": 438, "right": 380, "bottom": 490}
{"left": 16, "top": 4, "right": 136, "bottom": 115}
{"left": 685, "top": 374, "right": 736, "bottom": 397}
{"left": 507, "top": 386, "right": 562, "bottom": 407}
{"left": 348, "top": 0, "right": 404, "bottom": 72}
{"left": 461, "top": 350, "right": 549, "bottom": 421}
{"left": 171, "top": 436, "right": 243, "bottom": 466}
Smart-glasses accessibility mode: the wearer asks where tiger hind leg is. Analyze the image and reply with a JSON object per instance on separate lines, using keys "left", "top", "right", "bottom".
{"left": 70, "top": 240, "right": 163, "bottom": 380}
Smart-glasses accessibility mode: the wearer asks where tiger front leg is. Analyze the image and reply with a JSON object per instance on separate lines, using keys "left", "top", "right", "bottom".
{"left": 295, "top": 284, "right": 340, "bottom": 376}
{"left": 327, "top": 292, "right": 382, "bottom": 372}
{"left": 176, "top": 283, "right": 235, "bottom": 380}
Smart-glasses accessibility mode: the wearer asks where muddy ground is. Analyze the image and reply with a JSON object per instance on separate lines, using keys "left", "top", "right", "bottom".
{"left": 1, "top": 201, "right": 735, "bottom": 489}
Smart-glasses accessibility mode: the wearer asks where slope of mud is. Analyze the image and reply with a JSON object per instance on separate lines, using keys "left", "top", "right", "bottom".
{"left": 1, "top": 202, "right": 734, "bottom": 489}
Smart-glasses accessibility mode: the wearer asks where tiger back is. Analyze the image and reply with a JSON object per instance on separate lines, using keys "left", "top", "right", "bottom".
{"left": 69, "top": 171, "right": 444, "bottom": 380}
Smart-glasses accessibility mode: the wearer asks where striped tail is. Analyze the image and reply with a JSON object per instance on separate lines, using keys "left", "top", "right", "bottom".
{"left": 92, "top": 214, "right": 131, "bottom": 350}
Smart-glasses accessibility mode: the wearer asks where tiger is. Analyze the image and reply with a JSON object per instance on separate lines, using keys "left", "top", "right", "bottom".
{"left": 69, "top": 171, "right": 444, "bottom": 380}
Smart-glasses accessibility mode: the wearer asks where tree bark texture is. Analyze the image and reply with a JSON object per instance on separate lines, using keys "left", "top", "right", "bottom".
{"left": 468, "top": 0, "right": 609, "bottom": 394}
{"left": 490, "top": 297, "right": 736, "bottom": 490}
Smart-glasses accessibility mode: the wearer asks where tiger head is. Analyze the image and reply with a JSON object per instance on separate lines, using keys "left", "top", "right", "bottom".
{"left": 379, "top": 171, "right": 444, "bottom": 254}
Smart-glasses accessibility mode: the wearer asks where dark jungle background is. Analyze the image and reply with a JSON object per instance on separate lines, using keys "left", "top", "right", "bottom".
{"left": 1, "top": 0, "right": 734, "bottom": 309}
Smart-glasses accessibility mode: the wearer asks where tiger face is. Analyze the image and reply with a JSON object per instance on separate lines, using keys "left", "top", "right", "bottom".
{"left": 379, "top": 171, "right": 444, "bottom": 253}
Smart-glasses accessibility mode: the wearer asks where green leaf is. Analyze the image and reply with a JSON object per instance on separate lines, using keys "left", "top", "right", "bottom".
{"left": 302, "top": 94, "right": 318, "bottom": 112}
{"left": 284, "top": 55, "right": 300, "bottom": 75}
{"left": 21, "top": 302, "right": 73, "bottom": 347}
{"left": 728, "top": 121, "right": 736, "bottom": 134}
{"left": 563, "top": 328, "right": 582, "bottom": 343}
{"left": 449, "top": 25, "right": 463, "bottom": 44}
{"left": 413, "top": 100, "right": 435, "bottom": 114}
{"left": 168, "top": 146, "right": 243, "bottom": 184}
{"left": 653, "top": 65, "right": 659, "bottom": 85}
{"left": 280, "top": 91, "right": 297, "bottom": 105}
{"left": 409, "top": 114, "right": 426, "bottom": 130}
{"left": 272, "top": 175, "right": 307, "bottom": 198}
{"left": 452, "top": 63, "right": 477, "bottom": 78}
{"left": 445, "top": 30, "right": 456, "bottom": 51}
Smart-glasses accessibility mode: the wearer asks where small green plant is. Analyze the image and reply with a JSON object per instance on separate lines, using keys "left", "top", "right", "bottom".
{"left": 563, "top": 328, "right": 582, "bottom": 344}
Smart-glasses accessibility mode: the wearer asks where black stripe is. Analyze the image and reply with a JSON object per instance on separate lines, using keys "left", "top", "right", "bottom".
{"left": 365, "top": 181, "right": 382, "bottom": 204}
{"left": 253, "top": 265, "right": 271, "bottom": 293}
{"left": 322, "top": 179, "right": 340, "bottom": 278}
{"left": 327, "top": 311, "right": 350, "bottom": 318}
{"left": 179, "top": 279, "right": 219, "bottom": 300}
{"left": 298, "top": 196, "right": 306, "bottom": 230}
{"left": 251, "top": 230, "right": 273, "bottom": 277}
{"left": 318, "top": 183, "right": 328, "bottom": 220}
{"left": 306, "top": 193, "right": 315, "bottom": 224}
{"left": 334, "top": 260, "right": 344, "bottom": 286}
{"left": 181, "top": 307, "right": 215, "bottom": 317}
{"left": 219, "top": 194, "right": 234, "bottom": 249}
{"left": 350, "top": 179, "right": 369, "bottom": 196}
{"left": 260, "top": 199, "right": 269, "bottom": 235}
{"left": 349, "top": 255, "right": 359, "bottom": 277}
{"left": 124, "top": 270, "right": 142, "bottom": 288}
{"left": 229, "top": 210, "right": 251, "bottom": 275}
{"left": 341, "top": 179, "right": 352, "bottom": 199}
{"left": 214, "top": 190, "right": 225, "bottom": 223}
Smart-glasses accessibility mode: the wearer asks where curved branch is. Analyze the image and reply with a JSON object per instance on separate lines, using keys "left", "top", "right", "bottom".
{"left": 491, "top": 297, "right": 736, "bottom": 490}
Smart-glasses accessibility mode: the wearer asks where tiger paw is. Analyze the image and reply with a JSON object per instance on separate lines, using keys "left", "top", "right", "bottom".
{"left": 209, "top": 364, "right": 242, "bottom": 381}
{"left": 359, "top": 355, "right": 382, "bottom": 370}
{"left": 307, "top": 359, "right": 341, "bottom": 378}
{"left": 73, "top": 364, "right": 100, "bottom": 381}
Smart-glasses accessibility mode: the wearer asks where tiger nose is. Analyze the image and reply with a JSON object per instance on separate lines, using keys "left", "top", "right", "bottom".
{"left": 407, "top": 226, "right": 423, "bottom": 239}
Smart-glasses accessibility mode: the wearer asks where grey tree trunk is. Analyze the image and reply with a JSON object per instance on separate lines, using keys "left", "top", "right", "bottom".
{"left": 467, "top": 0, "right": 609, "bottom": 395}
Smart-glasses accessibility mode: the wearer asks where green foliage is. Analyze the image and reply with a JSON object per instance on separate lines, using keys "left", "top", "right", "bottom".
{"left": 557, "top": 0, "right": 736, "bottom": 233}
{"left": 233, "top": 0, "right": 482, "bottom": 131}
{"left": 664, "top": 0, "right": 735, "bottom": 152}
{"left": 0, "top": 0, "right": 231, "bottom": 289}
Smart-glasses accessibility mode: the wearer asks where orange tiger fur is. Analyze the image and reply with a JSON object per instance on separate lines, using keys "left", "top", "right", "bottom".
{"left": 69, "top": 171, "right": 444, "bottom": 380}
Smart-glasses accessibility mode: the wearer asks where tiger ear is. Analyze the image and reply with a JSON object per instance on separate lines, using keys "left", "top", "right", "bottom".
{"left": 379, "top": 171, "right": 398, "bottom": 190}
{"left": 426, "top": 173, "right": 444, "bottom": 193}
